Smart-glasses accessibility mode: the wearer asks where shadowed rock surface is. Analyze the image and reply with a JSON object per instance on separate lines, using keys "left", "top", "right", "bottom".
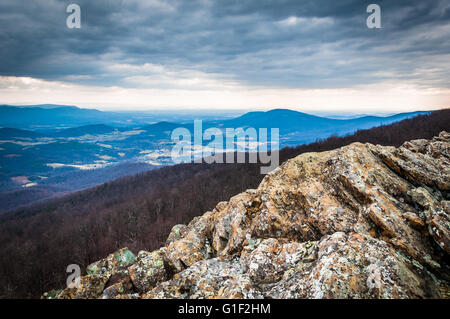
{"left": 43, "top": 132, "right": 450, "bottom": 299}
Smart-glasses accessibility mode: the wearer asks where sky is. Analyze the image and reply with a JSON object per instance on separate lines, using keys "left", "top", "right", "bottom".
{"left": 0, "top": 0, "right": 449, "bottom": 112}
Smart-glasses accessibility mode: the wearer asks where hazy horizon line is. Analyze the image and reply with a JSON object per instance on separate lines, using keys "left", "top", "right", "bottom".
{"left": 1, "top": 102, "right": 447, "bottom": 116}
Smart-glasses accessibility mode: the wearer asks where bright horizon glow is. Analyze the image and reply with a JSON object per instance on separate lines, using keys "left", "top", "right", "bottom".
{"left": 0, "top": 76, "right": 448, "bottom": 113}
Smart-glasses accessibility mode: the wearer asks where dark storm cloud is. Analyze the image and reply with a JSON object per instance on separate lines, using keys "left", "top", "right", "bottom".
{"left": 0, "top": 0, "right": 449, "bottom": 88}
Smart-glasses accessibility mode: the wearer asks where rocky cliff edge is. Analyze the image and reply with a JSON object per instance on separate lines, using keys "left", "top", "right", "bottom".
{"left": 43, "top": 132, "right": 450, "bottom": 299}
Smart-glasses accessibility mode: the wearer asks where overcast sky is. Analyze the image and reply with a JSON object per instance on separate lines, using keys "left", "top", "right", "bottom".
{"left": 0, "top": 0, "right": 449, "bottom": 112}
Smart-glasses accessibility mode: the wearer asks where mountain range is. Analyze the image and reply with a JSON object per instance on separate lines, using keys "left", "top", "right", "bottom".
{"left": 0, "top": 105, "right": 434, "bottom": 213}
{"left": 0, "top": 105, "right": 241, "bottom": 129}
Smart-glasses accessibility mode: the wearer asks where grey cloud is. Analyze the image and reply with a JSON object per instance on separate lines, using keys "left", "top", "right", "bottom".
{"left": 0, "top": 0, "right": 448, "bottom": 89}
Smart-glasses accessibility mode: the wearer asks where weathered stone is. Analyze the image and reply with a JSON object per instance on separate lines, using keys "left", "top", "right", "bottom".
{"left": 166, "top": 224, "right": 188, "bottom": 246}
{"left": 142, "top": 257, "right": 264, "bottom": 299}
{"left": 105, "top": 270, "right": 130, "bottom": 288}
{"left": 166, "top": 229, "right": 212, "bottom": 272}
{"left": 262, "top": 232, "right": 441, "bottom": 299}
{"left": 86, "top": 247, "right": 137, "bottom": 277}
{"left": 100, "top": 275, "right": 133, "bottom": 299}
{"left": 427, "top": 201, "right": 450, "bottom": 254}
{"left": 58, "top": 273, "right": 110, "bottom": 299}
{"left": 240, "top": 238, "right": 318, "bottom": 284}
{"left": 402, "top": 211, "right": 425, "bottom": 229}
{"left": 165, "top": 212, "right": 214, "bottom": 272}
{"left": 128, "top": 249, "right": 167, "bottom": 293}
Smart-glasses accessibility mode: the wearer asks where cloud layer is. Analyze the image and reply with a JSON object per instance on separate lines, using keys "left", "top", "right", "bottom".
{"left": 0, "top": 0, "right": 449, "bottom": 110}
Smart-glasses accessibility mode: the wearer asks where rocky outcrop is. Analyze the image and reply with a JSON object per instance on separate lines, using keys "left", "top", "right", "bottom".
{"left": 44, "top": 132, "right": 450, "bottom": 299}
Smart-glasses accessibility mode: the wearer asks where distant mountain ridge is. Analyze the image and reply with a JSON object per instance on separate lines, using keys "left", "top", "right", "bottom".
{"left": 0, "top": 104, "right": 432, "bottom": 131}
{"left": 0, "top": 104, "right": 111, "bottom": 129}
{"left": 0, "top": 104, "right": 243, "bottom": 129}
{"left": 1, "top": 104, "right": 79, "bottom": 109}
{"left": 222, "top": 108, "right": 430, "bottom": 129}
{"left": 0, "top": 107, "right": 431, "bottom": 143}
{"left": 205, "top": 109, "right": 431, "bottom": 146}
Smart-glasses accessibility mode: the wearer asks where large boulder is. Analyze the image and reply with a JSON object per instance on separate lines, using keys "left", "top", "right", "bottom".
{"left": 142, "top": 257, "right": 264, "bottom": 299}
{"left": 128, "top": 249, "right": 167, "bottom": 293}
{"left": 262, "top": 232, "right": 441, "bottom": 299}
{"left": 165, "top": 212, "right": 214, "bottom": 272}
{"left": 58, "top": 273, "right": 110, "bottom": 299}
{"left": 86, "top": 247, "right": 137, "bottom": 277}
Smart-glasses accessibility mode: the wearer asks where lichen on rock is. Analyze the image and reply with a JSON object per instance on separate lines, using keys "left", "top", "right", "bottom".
{"left": 86, "top": 247, "right": 137, "bottom": 277}
{"left": 128, "top": 249, "right": 167, "bottom": 293}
